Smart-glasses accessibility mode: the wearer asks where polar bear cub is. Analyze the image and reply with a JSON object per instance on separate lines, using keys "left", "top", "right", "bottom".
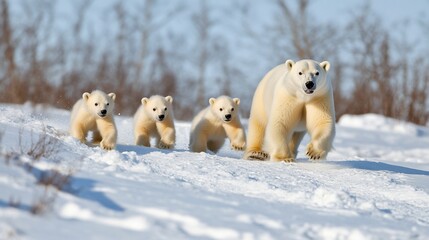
{"left": 133, "top": 95, "right": 176, "bottom": 149}
{"left": 244, "top": 59, "right": 335, "bottom": 162}
{"left": 189, "top": 96, "right": 246, "bottom": 153}
{"left": 70, "top": 90, "right": 117, "bottom": 150}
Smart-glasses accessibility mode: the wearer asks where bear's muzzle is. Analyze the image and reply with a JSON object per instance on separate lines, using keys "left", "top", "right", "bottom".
{"left": 303, "top": 81, "right": 316, "bottom": 94}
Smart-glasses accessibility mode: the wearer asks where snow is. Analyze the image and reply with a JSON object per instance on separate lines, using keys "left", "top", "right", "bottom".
{"left": 1, "top": 104, "right": 429, "bottom": 239}
{"left": 338, "top": 113, "right": 429, "bottom": 137}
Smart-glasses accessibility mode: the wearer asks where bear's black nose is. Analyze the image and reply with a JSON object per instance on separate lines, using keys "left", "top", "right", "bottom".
{"left": 158, "top": 114, "right": 165, "bottom": 120}
{"left": 100, "top": 109, "right": 107, "bottom": 115}
{"left": 225, "top": 114, "right": 232, "bottom": 120}
{"left": 305, "top": 81, "right": 315, "bottom": 89}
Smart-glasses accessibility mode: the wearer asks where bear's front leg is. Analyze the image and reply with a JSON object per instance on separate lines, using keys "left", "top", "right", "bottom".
{"left": 70, "top": 123, "right": 87, "bottom": 143}
{"left": 97, "top": 118, "right": 117, "bottom": 150}
{"left": 223, "top": 123, "right": 246, "bottom": 151}
{"left": 157, "top": 122, "right": 175, "bottom": 149}
{"left": 244, "top": 117, "right": 269, "bottom": 160}
{"left": 305, "top": 98, "right": 335, "bottom": 160}
{"left": 305, "top": 122, "right": 334, "bottom": 160}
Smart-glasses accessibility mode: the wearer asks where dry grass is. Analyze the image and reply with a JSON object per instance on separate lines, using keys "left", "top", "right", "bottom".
{"left": 37, "top": 169, "right": 72, "bottom": 191}
{"left": 1, "top": 127, "right": 75, "bottom": 215}
{"left": 8, "top": 196, "right": 20, "bottom": 208}
{"left": 30, "top": 190, "right": 57, "bottom": 215}
{"left": 18, "top": 128, "right": 59, "bottom": 162}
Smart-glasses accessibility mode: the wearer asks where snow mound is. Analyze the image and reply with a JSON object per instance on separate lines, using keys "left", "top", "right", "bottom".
{"left": 338, "top": 114, "right": 429, "bottom": 136}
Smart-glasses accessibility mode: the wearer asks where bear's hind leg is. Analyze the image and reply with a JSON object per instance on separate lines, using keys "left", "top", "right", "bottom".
{"left": 207, "top": 139, "right": 225, "bottom": 153}
{"left": 266, "top": 116, "right": 297, "bottom": 162}
{"left": 135, "top": 124, "right": 151, "bottom": 147}
{"left": 92, "top": 130, "right": 102, "bottom": 145}
{"left": 289, "top": 131, "right": 306, "bottom": 159}
{"left": 136, "top": 134, "right": 150, "bottom": 147}
{"left": 189, "top": 135, "right": 207, "bottom": 152}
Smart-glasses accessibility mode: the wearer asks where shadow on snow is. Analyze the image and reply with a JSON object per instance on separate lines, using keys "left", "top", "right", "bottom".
{"left": 65, "top": 176, "right": 125, "bottom": 212}
{"left": 332, "top": 160, "right": 429, "bottom": 176}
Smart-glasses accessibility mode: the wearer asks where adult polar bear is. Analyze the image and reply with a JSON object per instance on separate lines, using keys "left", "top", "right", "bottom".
{"left": 243, "top": 59, "right": 335, "bottom": 162}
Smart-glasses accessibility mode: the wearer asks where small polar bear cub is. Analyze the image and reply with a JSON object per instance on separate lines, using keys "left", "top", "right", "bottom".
{"left": 133, "top": 95, "right": 176, "bottom": 149}
{"left": 189, "top": 96, "right": 246, "bottom": 153}
{"left": 244, "top": 59, "right": 335, "bottom": 162}
{"left": 70, "top": 90, "right": 117, "bottom": 150}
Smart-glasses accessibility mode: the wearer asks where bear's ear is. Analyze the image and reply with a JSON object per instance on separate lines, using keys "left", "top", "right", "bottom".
{"left": 82, "top": 92, "right": 90, "bottom": 101}
{"left": 108, "top": 93, "right": 116, "bottom": 101}
{"left": 233, "top": 98, "right": 240, "bottom": 105}
{"left": 141, "top": 97, "right": 148, "bottom": 105}
{"left": 165, "top": 96, "right": 173, "bottom": 103}
{"left": 285, "top": 59, "right": 295, "bottom": 71}
{"left": 320, "top": 61, "right": 330, "bottom": 72}
{"left": 209, "top": 98, "right": 216, "bottom": 106}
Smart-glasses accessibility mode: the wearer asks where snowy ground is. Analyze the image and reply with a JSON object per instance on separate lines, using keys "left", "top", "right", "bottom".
{"left": 0, "top": 103, "right": 428, "bottom": 240}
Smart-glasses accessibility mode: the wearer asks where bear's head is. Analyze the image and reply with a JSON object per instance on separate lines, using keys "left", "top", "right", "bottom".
{"left": 209, "top": 96, "right": 240, "bottom": 123}
{"left": 83, "top": 90, "right": 116, "bottom": 118}
{"left": 285, "top": 59, "right": 330, "bottom": 96}
{"left": 141, "top": 95, "right": 173, "bottom": 122}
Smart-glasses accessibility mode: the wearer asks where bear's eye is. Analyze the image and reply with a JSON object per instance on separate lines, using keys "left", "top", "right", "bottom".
{"left": 298, "top": 72, "right": 303, "bottom": 75}
{"left": 231, "top": 108, "right": 234, "bottom": 111}
{"left": 164, "top": 107, "right": 167, "bottom": 111}
{"left": 95, "top": 103, "right": 98, "bottom": 106}
{"left": 153, "top": 108, "right": 156, "bottom": 111}
{"left": 219, "top": 108, "right": 223, "bottom": 111}
{"left": 107, "top": 103, "right": 110, "bottom": 106}
{"left": 315, "top": 72, "right": 319, "bottom": 76}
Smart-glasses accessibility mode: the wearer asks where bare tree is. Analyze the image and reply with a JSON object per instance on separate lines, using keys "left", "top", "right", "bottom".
{"left": 241, "top": 0, "right": 341, "bottom": 62}
{"left": 0, "top": 0, "right": 427, "bottom": 125}
{"left": 240, "top": 0, "right": 344, "bottom": 118}
{"left": 192, "top": 1, "right": 213, "bottom": 109}
{"left": 0, "top": 0, "right": 20, "bottom": 102}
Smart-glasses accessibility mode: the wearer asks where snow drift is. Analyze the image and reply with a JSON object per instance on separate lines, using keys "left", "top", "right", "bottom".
{"left": 0, "top": 104, "right": 428, "bottom": 240}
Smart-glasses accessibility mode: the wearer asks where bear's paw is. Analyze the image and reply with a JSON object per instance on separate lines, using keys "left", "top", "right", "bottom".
{"left": 231, "top": 143, "right": 245, "bottom": 151}
{"left": 245, "top": 151, "right": 269, "bottom": 161}
{"left": 280, "top": 158, "right": 295, "bottom": 163}
{"left": 158, "top": 141, "right": 174, "bottom": 149}
{"left": 306, "top": 143, "right": 326, "bottom": 160}
{"left": 100, "top": 140, "right": 115, "bottom": 150}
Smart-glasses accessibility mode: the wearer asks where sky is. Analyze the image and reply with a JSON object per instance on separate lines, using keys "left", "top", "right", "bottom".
{"left": 311, "top": 0, "right": 428, "bottom": 48}
{"left": 313, "top": 0, "right": 428, "bottom": 24}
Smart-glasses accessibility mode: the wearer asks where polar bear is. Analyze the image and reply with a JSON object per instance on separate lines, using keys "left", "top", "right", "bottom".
{"left": 70, "top": 90, "right": 117, "bottom": 150}
{"left": 243, "top": 59, "right": 335, "bottom": 162}
{"left": 133, "top": 95, "right": 176, "bottom": 149}
{"left": 189, "top": 96, "right": 246, "bottom": 153}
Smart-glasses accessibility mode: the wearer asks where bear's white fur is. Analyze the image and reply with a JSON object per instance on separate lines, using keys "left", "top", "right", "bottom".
{"left": 133, "top": 95, "right": 176, "bottom": 149}
{"left": 243, "top": 59, "right": 335, "bottom": 162}
{"left": 70, "top": 90, "right": 117, "bottom": 150}
{"left": 189, "top": 96, "right": 246, "bottom": 153}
